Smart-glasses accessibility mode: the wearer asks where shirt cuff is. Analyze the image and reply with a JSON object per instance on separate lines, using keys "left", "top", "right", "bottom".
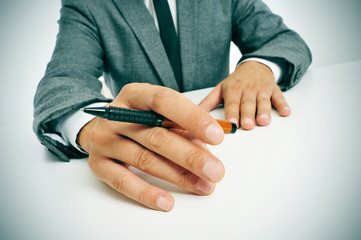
{"left": 240, "top": 57, "right": 283, "bottom": 83}
{"left": 55, "top": 102, "right": 108, "bottom": 154}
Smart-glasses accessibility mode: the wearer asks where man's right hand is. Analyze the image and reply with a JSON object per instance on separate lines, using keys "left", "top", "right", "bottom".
{"left": 77, "top": 83, "right": 225, "bottom": 211}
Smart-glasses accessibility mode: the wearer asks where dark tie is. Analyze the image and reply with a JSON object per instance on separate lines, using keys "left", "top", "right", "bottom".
{"left": 153, "top": 0, "right": 182, "bottom": 91}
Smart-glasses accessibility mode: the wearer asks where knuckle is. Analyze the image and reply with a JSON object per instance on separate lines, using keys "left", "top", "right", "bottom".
{"left": 257, "top": 95, "right": 271, "bottom": 106}
{"left": 136, "top": 148, "right": 157, "bottom": 172}
{"left": 137, "top": 189, "right": 148, "bottom": 205}
{"left": 241, "top": 96, "right": 255, "bottom": 106}
{"left": 271, "top": 86, "right": 281, "bottom": 95}
{"left": 257, "top": 92, "right": 271, "bottom": 101}
{"left": 120, "top": 83, "right": 140, "bottom": 96}
{"left": 150, "top": 89, "right": 173, "bottom": 111}
{"left": 89, "top": 127, "right": 105, "bottom": 147}
{"left": 173, "top": 169, "right": 191, "bottom": 187}
{"left": 232, "top": 82, "right": 244, "bottom": 92}
{"left": 112, "top": 173, "right": 133, "bottom": 194}
{"left": 223, "top": 83, "right": 242, "bottom": 96}
{"left": 272, "top": 90, "right": 286, "bottom": 102}
{"left": 225, "top": 100, "right": 240, "bottom": 110}
{"left": 272, "top": 93, "right": 286, "bottom": 105}
{"left": 183, "top": 149, "right": 204, "bottom": 171}
{"left": 145, "top": 127, "right": 170, "bottom": 152}
{"left": 184, "top": 108, "right": 208, "bottom": 129}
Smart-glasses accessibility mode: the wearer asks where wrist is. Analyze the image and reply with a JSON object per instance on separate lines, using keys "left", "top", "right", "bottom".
{"left": 239, "top": 57, "right": 283, "bottom": 82}
{"left": 77, "top": 117, "right": 98, "bottom": 153}
{"left": 236, "top": 60, "right": 275, "bottom": 81}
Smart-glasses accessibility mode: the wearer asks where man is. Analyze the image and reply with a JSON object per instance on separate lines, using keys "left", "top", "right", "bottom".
{"left": 33, "top": 0, "right": 312, "bottom": 211}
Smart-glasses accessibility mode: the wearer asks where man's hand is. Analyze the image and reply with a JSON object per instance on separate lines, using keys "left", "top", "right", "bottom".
{"left": 199, "top": 61, "right": 291, "bottom": 130}
{"left": 78, "top": 83, "right": 225, "bottom": 211}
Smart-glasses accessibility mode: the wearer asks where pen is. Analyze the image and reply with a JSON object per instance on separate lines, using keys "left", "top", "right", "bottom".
{"left": 82, "top": 106, "right": 237, "bottom": 134}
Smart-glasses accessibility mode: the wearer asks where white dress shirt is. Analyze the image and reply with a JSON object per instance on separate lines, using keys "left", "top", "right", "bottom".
{"left": 54, "top": 0, "right": 283, "bottom": 153}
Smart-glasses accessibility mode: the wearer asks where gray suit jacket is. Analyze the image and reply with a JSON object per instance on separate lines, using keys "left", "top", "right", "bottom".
{"left": 33, "top": 0, "right": 312, "bottom": 161}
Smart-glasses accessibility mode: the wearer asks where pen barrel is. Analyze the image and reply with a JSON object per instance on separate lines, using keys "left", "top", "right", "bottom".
{"left": 107, "top": 107, "right": 164, "bottom": 126}
{"left": 163, "top": 119, "right": 237, "bottom": 134}
{"left": 216, "top": 120, "right": 237, "bottom": 134}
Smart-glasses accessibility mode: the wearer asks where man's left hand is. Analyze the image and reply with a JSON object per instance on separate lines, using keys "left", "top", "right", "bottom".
{"left": 199, "top": 61, "right": 291, "bottom": 130}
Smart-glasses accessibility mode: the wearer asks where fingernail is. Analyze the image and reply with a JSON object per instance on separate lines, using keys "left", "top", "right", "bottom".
{"left": 156, "top": 196, "right": 171, "bottom": 212}
{"left": 259, "top": 114, "right": 269, "bottom": 121}
{"left": 280, "top": 106, "right": 291, "bottom": 117}
{"left": 229, "top": 118, "right": 239, "bottom": 127}
{"left": 242, "top": 117, "right": 253, "bottom": 126}
{"left": 259, "top": 113, "right": 269, "bottom": 122}
{"left": 205, "top": 124, "right": 223, "bottom": 144}
{"left": 196, "top": 179, "right": 214, "bottom": 194}
{"left": 203, "top": 161, "right": 223, "bottom": 182}
{"left": 283, "top": 106, "right": 291, "bottom": 113}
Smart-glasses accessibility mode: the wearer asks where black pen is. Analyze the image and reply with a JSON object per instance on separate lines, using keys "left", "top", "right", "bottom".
{"left": 82, "top": 106, "right": 237, "bottom": 134}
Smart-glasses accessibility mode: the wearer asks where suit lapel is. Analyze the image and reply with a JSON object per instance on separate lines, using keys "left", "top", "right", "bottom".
{"left": 112, "top": 0, "right": 180, "bottom": 91}
{"left": 177, "top": 0, "right": 198, "bottom": 92}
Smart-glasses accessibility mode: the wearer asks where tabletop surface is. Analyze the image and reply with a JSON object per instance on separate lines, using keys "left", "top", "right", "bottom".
{"left": 1, "top": 60, "right": 361, "bottom": 240}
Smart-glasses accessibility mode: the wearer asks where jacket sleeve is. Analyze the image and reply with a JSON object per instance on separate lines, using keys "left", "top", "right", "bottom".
{"left": 231, "top": 0, "right": 312, "bottom": 91}
{"left": 33, "top": 0, "right": 111, "bottom": 161}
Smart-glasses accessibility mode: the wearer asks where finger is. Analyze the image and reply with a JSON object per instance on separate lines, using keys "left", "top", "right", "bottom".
{"left": 97, "top": 132, "right": 216, "bottom": 195}
{"left": 88, "top": 155, "right": 174, "bottom": 211}
{"left": 116, "top": 83, "right": 224, "bottom": 145}
{"left": 222, "top": 85, "right": 241, "bottom": 127}
{"left": 240, "top": 91, "right": 257, "bottom": 130}
{"left": 170, "top": 128, "right": 209, "bottom": 151}
{"left": 198, "top": 85, "right": 223, "bottom": 112}
{"left": 119, "top": 124, "right": 225, "bottom": 183}
{"left": 271, "top": 88, "right": 291, "bottom": 117}
{"left": 256, "top": 93, "right": 272, "bottom": 126}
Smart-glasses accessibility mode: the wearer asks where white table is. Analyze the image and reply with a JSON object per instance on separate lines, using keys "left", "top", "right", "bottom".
{"left": 1, "top": 61, "right": 361, "bottom": 240}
